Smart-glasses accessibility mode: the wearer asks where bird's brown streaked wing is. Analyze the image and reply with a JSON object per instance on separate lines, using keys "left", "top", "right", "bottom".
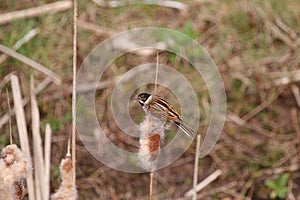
{"left": 155, "top": 96, "right": 181, "bottom": 119}
{"left": 145, "top": 102, "right": 169, "bottom": 119}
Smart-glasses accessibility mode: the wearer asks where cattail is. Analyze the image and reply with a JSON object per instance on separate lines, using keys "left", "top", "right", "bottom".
{"left": 51, "top": 156, "right": 77, "bottom": 200}
{"left": 138, "top": 115, "right": 165, "bottom": 171}
{"left": 0, "top": 144, "right": 32, "bottom": 200}
{"left": 138, "top": 115, "right": 166, "bottom": 200}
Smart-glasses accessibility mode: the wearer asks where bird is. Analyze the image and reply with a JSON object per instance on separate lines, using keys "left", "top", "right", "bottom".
{"left": 136, "top": 92, "right": 195, "bottom": 139}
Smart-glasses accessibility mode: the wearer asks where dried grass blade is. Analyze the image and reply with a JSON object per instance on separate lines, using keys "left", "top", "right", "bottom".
{"left": 44, "top": 124, "right": 52, "bottom": 200}
{"left": 192, "top": 134, "right": 201, "bottom": 200}
{"left": 10, "top": 74, "right": 35, "bottom": 200}
{"left": 255, "top": 5, "right": 295, "bottom": 48}
{"left": 6, "top": 89, "right": 12, "bottom": 144}
{"left": 0, "top": 28, "right": 39, "bottom": 65}
{"left": 71, "top": 0, "right": 78, "bottom": 187}
{"left": 0, "top": 0, "right": 72, "bottom": 25}
{"left": 185, "top": 169, "right": 222, "bottom": 197}
{"left": 242, "top": 88, "right": 282, "bottom": 122}
{"left": 150, "top": 171, "right": 154, "bottom": 200}
{"left": 273, "top": 70, "right": 300, "bottom": 86}
{"left": 93, "top": 0, "right": 188, "bottom": 12}
{"left": 0, "top": 72, "right": 16, "bottom": 93}
{"left": 291, "top": 85, "right": 300, "bottom": 109}
{"left": 31, "top": 76, "right": 45, "bottom": 200}
{"left": 0, "top": 43, "right": 62, "bottom": 85}
{"left": 0, "top": 77, "right": 52, "bottom": 129}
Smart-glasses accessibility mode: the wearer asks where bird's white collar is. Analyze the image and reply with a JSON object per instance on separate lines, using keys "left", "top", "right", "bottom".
{"left": 144, "top": 94, "right": 152, "bottom": 105}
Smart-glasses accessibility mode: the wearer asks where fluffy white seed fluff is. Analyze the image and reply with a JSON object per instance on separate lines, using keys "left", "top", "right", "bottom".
{"left": 51, "top": 157, "right": 78, "bottom": 200}
{"left": 138, "top": 116, "right": 165, "bottom": 171}
{"left": 0, "top": 144, "right": 32, "bottom": 200}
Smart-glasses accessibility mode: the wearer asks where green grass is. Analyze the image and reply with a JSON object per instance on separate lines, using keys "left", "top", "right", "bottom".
{"left": 265, "top": 173, "right": 289, "bottom": 199}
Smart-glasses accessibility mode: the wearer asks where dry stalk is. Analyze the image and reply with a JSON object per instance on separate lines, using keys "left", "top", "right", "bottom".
{"left": 10, "top": 74, "right": 35, "bottom": 200}
{"left": 274, "top": 16, "right": 297, "bottom": 40}
{"left": 291, "top": 85, "right": 300, "bottom": 109}
{"left": 0, "top": 44, "right": 61, "bottom": 85}
{"left": 227, "top": 112, "right": 293, "bottom": 140}
{"left": 150, "top": 171, "right": 154, "bottom": 200}
{"left": 185, "top": 169, "right": 222, "bottom": 197}
{"left": 0, "top": 72, "right": 16, "bottom": 93}
{"left": 255, "top": 5, "right": 295, "bottom": 48}
{"left": 71, "top": 0, "right": 78, "bottom": 188}
{"left": 0, "top": 0, "right": 72, "bottom": 25}
{"left": 54, "top": 0, "right": 78, "bottom": 199}
{"left": 154, "top": 51, "right": 159, "bottom": 95}
{"left": 31, "top": 76, "right": 45, "bottom": 200}
{"left": 93, "top": 0, "right": 188, "bottom": 12}
{"left": 242, "top": 88, "right": 283, "bottom": 122}
{"left": 263, "top": 164, "right": 299, "bottom": 175}
{"left": 44, "top": 124, "right": 52, "bottom": 200}
{"left": 272, "top": 70, "right": 300, "bottom": 86}
{"left": 6, "top": 89, "right": 12, "bottom": 145}
{"left": 0, "top": 77, "right": 52, "bottom": 129}
{"left": 196, "top": 181, "right": 238, "bottom": 200}
{"left": 57, "top": 0, "right": 79, "bottom": 197}
{"left": 192, "top": 134, "right": 201, "bottom": 200}
{"left": 0, "top": 28, "right": 39, "bottom": 65}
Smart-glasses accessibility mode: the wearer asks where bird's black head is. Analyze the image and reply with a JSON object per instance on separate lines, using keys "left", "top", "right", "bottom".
{"left": 137, "top": 93, "right": 151, "bottom": 106}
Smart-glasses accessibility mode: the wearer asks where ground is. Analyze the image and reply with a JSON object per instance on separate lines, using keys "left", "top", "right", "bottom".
{"left": 0, "top": 0, "right": 300, "bottom": 199}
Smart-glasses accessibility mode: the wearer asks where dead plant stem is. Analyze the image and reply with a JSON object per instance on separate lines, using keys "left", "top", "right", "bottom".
{"left": 192, "top": 134, "right": 201, "bottom": 200}
{"left": 154, "top": 51, "right": 159, "bottom": 94}
{"left": 0, "top": 1, "right": 72, "bottom": 25}
{"left": 71, "top": 0, "right": 78, "bottom": 186}
{"left": 150, "top": 171, "right": 154, "bottom": 200}
{"left": 6, "top": 89, "right": 12, "bottom": 145}
{"left": 0, "top": 43, "right": 61, "bottom": 85}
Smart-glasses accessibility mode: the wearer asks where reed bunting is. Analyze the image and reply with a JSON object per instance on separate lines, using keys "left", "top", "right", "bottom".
{"left": 137, "top": 93, "right": 195, "bottom": 139}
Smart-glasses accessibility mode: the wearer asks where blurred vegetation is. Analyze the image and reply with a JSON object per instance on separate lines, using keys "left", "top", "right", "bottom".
{"left": 0, "top": 0, "right": 300, "bottom": 199}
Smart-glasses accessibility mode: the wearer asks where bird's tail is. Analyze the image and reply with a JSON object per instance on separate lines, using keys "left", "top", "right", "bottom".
{"left": 175, "top": 120, "right": 196, "bottom": 139}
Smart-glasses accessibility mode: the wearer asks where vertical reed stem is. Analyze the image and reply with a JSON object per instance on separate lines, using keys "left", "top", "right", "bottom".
{"left": 71, "top": 0, "right": 78, "bottom": 185}
{"left": 193, "top": 134, "right": 201, "bottom": 200}
{"left": 150, "top": 171, "right": 154, "bottom": 200}
{"left": 154, "top": 51, "right": 159, "bottom": 95}
{"left": 6, "top": 89, "right": 12, "bottom": 145}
